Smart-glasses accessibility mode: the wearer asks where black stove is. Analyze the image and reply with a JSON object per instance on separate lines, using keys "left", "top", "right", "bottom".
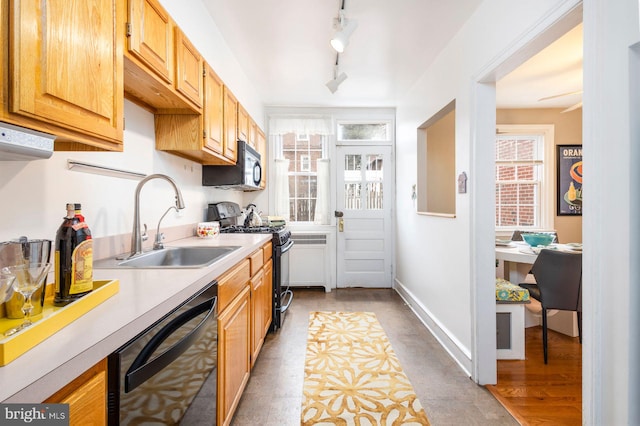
{"left": 221, "top": 225, "right": 291, "bottom": 247}
{"left": 207, "top": 202, "right": 293, "bottom": 331}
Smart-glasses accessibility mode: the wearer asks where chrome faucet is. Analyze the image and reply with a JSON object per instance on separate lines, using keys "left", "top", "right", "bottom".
{"left": 153, "top": 205, "right": 179, "bottom": 250}
{"left": 129, "top": 174, "right": 185, "bottom": 258}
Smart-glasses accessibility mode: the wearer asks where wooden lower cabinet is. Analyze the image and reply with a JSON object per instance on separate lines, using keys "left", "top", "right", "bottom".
{"left": 250, "top": 267, "right": 265, "bottom": 366}
{"left": 217, "top": 285, "right": 251, "bottom": 426}
{"left": 262, "top": 259, "right": 273, "bottom": 338}
{"left": 217, "top": 241, "right": 273, "bottom": 425}
{"left": 45, "top": 359, "right": 107, "bottom": 426}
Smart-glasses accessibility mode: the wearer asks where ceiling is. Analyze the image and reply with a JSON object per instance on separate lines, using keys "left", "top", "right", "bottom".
{"left": 201, "top": 0, "right": 583, "bottom": 110}
{"left": 496, "top": 23, "right": 583, "bottom": 110}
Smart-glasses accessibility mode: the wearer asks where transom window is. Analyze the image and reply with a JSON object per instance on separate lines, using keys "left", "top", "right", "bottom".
{"left": 338, "top": 122, "right": 390, "bottom": 141}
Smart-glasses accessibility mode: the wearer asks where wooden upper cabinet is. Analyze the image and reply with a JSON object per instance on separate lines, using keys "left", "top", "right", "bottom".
{"left": 248, "top": 118, "right": 258, "bottom": 149}
{"left": 203, "top": 63, "right": 224, "bottom": 156}
{"left": 1, "top": 0, "right": 124, "bottom": 150}
{"left": 174, "top": 27, "right": 203, "bottom": 108}
{"left": 155, "top": 60, "right": 233, "bottom": 165}
{"left": 223, "top": 87, "right": 238, "bottom": 162}
{"left": 237, "top": 104, "right": 249, "bottom": 143}
{"left": 126, "top": 0, "right": 173, "bottom": 84}
{"left": 124, "top": 0, "right": 201, "bottom": 113}
{"left": 256, "top": 128, "right": 267, "bottom": 188}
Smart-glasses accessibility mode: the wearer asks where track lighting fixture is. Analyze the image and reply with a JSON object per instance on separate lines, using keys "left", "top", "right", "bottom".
{"left": 326, "top": 54, "right": 347, "bottom": 93}
{"left": 330, "top": 0, "right": 357, "bottom": 53}
{"left": 331, "top": 11, "right": 358, "bottom": 53}
{"left": 326, "top": 68, "right": 347, "bottom": 93}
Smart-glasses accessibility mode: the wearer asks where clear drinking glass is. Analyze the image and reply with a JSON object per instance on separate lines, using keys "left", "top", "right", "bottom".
{"left": 0, "top": 272, "right": 16, "bottom": 305}
{"left": 2, "top": 262, "right": 51, "bottom": 336}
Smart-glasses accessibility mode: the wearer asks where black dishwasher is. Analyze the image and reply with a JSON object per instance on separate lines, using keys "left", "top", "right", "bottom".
{"left": 107, "top": 281, "right": 218, "bottom": 425}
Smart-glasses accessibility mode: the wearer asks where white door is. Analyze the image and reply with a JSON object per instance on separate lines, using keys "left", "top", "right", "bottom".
{"left": 336, "top": 145, "right": 393, "bottom": 288}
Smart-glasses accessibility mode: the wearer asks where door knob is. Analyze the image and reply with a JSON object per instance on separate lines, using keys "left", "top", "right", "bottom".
{"left": 334, "top": 211, "right": 344, "bottom": 218}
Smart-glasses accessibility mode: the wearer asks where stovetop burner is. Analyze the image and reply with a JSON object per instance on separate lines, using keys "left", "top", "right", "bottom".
{"left": 220, "top": 225, "right": 284, "bottom": 234}
{"left": 220, "top": 224, "right": 291, "bottom": 247}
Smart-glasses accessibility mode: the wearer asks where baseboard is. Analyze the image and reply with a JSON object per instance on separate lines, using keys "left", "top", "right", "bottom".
{"left": 393, "top": 278, "right": 473, "bottom": 377}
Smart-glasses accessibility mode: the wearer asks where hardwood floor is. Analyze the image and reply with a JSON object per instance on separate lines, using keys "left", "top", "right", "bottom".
{"left": 486, "top": 326, "right": 582, "bottom": 425}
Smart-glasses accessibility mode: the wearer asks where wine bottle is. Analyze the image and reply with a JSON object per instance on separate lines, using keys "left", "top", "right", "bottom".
{"left": 54, "top": 203, "right": 93, "bottom": 306}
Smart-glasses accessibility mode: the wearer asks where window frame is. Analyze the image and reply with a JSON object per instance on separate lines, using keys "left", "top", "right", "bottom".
{"left": 279, "top": 133, "right": 328, "bottom": 223}
{"left": 495, "top": 124, "right": 555, "bottom": 234}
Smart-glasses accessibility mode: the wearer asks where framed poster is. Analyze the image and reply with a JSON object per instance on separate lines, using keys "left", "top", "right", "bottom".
{"left": 557, "top": 145, "right": 582, "bottom": 215}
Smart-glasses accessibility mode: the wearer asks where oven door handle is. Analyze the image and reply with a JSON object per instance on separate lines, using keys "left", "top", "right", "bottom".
{"left": 279, "top": 238, "right": 294, "bottom": 254}
{"left": 124, "top": 295, "right": 217, "bottom": 393}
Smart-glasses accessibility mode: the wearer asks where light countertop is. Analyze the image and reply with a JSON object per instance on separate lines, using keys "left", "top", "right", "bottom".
{"left": 0, "top": 233, "right": 271, "bottom": 402}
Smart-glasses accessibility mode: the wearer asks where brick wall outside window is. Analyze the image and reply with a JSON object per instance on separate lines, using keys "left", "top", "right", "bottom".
{"left": 496, "top": 135, "right": 542, "bottom": 228}
{"left": 282, "top": 133, "right": 324, "bottom": 222}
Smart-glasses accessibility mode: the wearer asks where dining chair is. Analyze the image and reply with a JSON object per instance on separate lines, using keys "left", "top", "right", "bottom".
{"left": 519, "top": 249, "right": 582, "bottom": 364}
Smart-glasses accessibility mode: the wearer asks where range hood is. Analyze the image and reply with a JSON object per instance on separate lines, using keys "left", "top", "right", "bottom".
{"left": 0, "top": 122, "right": 55, "bottom": 160}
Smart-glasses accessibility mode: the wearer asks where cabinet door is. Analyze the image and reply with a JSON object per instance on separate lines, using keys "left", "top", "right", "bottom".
{"left": 45, "top": 359, "right": 107, "bottom": 426}
{"left": 203, "top": 63, "right": 224, "bottom": 155}
{"left": 248, "top": 118, "right": 258, "bottom": 149}
{"left": 223, "top": 87, "right": 238, "bottom": 162}
{"left": 174, "top": 27, "right": 203, "bottom": 108}
{"left": 237, "top": 104, "right": 249, "bottom": 143}
{"left": 127, "top": 0, "right": 173, "bottom": 84}
{"left": 218, "top": 286, "right": 250, "bottom": 426}
{"left": 250, "top": 267, "right": 265, "bottom": 367}
{"left": 10, "top": 0, "right": 123, "bottom": 143}
{"left": 256, "top": 128, "right": 267, "bottom": 188}
{"left": 262, "top": 259, "right": 273, "bottom": 337}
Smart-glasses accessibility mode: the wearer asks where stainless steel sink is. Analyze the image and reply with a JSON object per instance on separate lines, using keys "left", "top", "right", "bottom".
{"left": 94, "top": 246, "right": 241, "bottom": 269}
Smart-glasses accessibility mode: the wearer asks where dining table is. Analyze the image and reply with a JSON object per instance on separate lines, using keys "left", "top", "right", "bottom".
{"left": 495, "top": 240, "right": 583, "bottom": 338}
{"left": 495, "top": 241, "right": 582, "bottom": 284}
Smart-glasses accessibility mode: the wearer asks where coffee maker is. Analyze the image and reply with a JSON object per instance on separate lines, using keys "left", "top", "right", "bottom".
{"left": 0, "top": 237, "right": 52, "bottom": 318}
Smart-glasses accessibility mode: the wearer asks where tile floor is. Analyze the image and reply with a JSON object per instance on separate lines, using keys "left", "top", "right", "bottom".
{"left": 230, "top": 288, "right": 517, "bottom": 426}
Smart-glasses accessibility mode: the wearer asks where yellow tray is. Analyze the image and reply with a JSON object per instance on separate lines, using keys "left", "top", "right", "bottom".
{"left": 0, "top": 279, "right": 119, "bottom": 366}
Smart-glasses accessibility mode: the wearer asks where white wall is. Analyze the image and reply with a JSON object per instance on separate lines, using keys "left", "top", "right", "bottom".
{"left": 583, "top": 0, "right": 639, "bottom": 423}
{"left": 395, "top": 0, "right": 640, "bottom": 422}
{"left": 0, "top": 4, "right": 262, "bottom": 250}
{"left": 394, "top": 0, "right": 581, "bottom": 375}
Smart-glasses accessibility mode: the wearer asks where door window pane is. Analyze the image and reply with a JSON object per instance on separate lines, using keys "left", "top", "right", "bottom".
{"left": 365, "top": 155, "right": 383, "bottom": 209}
{"left": 345, "top": 183, "right": 361, "bottom": 210}
{"left": 366, "top": 182, "right": 383, "bottom": 209}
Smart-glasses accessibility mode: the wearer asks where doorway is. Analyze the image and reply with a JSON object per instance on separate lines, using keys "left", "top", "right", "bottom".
{"left": 335, "top": 144, "right": 393, "bottom": 288}
{"left": 471, "top": 0, "right": 583, "bottom": 379}
{"left": 471, "top": 3, "right": 583, "bottom": 424}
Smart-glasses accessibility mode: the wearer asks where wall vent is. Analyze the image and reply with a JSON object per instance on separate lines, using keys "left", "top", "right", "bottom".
{"left": 291, "top": 234, "right": 327, "bottom": 245}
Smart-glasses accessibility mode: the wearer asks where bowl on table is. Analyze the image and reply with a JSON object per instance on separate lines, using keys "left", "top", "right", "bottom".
{"left": 521, "top": 233, "right": 555, "bottom": 248}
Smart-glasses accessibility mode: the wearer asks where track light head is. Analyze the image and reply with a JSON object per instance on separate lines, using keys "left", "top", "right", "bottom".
{"left": 331, "top": 13, "right": 357, "bottom": 53}
{"left": 326, "top": 71, "right": 347, "bottom": 94}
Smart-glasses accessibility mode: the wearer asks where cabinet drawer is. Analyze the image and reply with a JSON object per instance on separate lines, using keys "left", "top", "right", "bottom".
{"left": 249, "top": 249, "right": 263, "bottom": 276}
{"left": 262, "top": 242, "right": 273, "bottom": 263}
{"left": 218, "top": 259, "right": 250, "bottom": 312}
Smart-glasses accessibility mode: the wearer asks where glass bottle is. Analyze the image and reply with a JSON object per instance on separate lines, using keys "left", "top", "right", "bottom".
{"left": 54, "top": 203, "right": 93, "bottom": 306}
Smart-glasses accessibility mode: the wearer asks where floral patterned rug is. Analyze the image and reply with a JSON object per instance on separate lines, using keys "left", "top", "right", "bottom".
{"left": 301, "top": 311, "right": 431, "bottom": 425}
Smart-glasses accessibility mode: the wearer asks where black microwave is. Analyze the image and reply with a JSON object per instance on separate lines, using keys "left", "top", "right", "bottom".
{"left": 202, "top": 141, "right": 262, "bottom": 191}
